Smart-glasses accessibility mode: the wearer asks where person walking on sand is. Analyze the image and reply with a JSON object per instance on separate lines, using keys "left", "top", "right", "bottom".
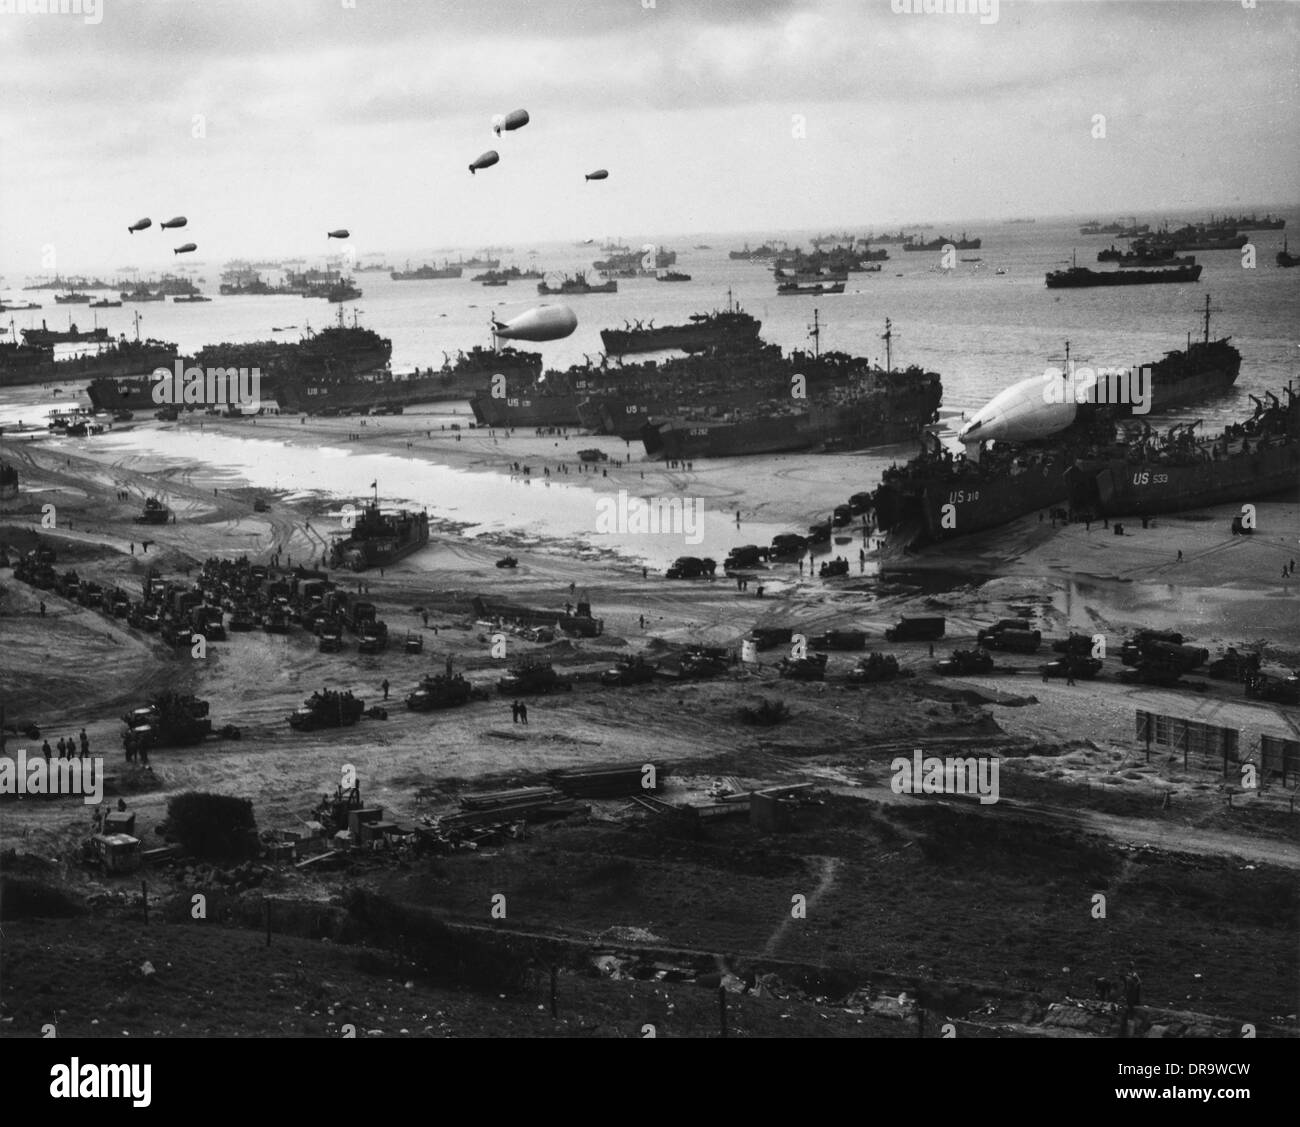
{"left": 381, "top": 679, "right": 390, "bottom": 701}
{"left": 518, "top": 701, "right": 528, "bottom": 725}
{"left": 511, "top": 700, "right": 520, "bottom": 724}
{"left": 1177, "top": 550, "right": 1182, "bottom": 562}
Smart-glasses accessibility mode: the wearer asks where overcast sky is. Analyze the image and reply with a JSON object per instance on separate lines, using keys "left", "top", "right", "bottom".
{"left": 1, "top": 0, "right": 1296, "bottom": 275}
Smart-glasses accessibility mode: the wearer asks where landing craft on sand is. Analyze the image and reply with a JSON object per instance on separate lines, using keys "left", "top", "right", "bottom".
{"left": 327, "top": 490, "right": 430, "bottom": 572}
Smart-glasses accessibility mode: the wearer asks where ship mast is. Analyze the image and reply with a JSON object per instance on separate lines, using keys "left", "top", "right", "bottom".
{"left": 133, "top": 309, "right": 141, "bottom": 342}
{"left": 882, "top": 317, "right": 893, "bottom": 373}
{"left": 808, "top": 308, "right": 821, "bottom": 360}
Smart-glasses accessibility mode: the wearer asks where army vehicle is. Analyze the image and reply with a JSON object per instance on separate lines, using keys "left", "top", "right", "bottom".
{"left": 253, "top": 498, "right": 270, "bottom": 512}
{"left": 1052, "top": 633, "right": 1097, "bottom": 656}
{"left": 1118, "top": 661, "right": 1184, "bottom": 687}
{"left": 748, "top": 626, "right": 794, "bottom": 651}
{"left": 1207, "top": 648, "right": 1261, "bottom": 682}
{"left": 496, "top": 555, "right": 518, "bottom": 568}
{"left": 1119, "top": 630, "right": 1184, "bottom": 663}
{"left": 135, "top": 496, "right": 171, "bottom": 524}
{"left": 847, "top": 652, "right": 904, "bottom": 684}
{"left": 1244, "top": 671, "right": 1300, "bottom": 704}
{"left": 769, "top": 533, "right": 808, "bottom": 560}
{"left": 818, "top": 558, "right": 849, "bottom": 578}
{"left": 724, "top": 544, "right": 766, "bottom": 571}
{"left": 666, "top": 556, "right": 717, "bottom": 579}
{"left": 577, "top": 448, "right": 608, "bottom": 462}
{"left": 780, "top": 652, "right": 828, "bottom": 681}
{"left": 807, "top": 522, "right": 832, "bottom": 544}
{"left": 982, "top": 627, "right": 1042, "bottom": 654}
{"left": 319, "top": 624, "right": 344, "bottom": 653}
{"left": 404, "top": 631, "right": 424, "bottom": 654}
{"left": 497, "top": 661, "right": 573, "bottom": 695}
{"left": 229, "top": 605, "right": 257, "bottom": 630}
{"left": 884, "top": 616, "right": 945, "bottom": 643}
{"left": 680, "top": 647, "right": 732, "bottom": 679}
{"left": 263, "top": 605, "right": 291, "bottom": 633}
{"left": 848, "top": 491, "right": 873, "bottom": 514}
{"left": 809, "top": 629, "right": 868, "bottom": 651}
{"left": 1041, "top": 656, "right": 1104, "bottom": 680}
{"left": 121, "top": 693, "right": 231, "bottom": 753}
{"left": 600, "top": 656, "right": 658, "bottom": 686}
{"left": 406, "top": 673, "right": 474, "bottom": 710}
{"left": 832, "top": 504, "right": 854, "bottom": 526}
{"left": 357, "top": 622, "right": 388, "bottom": 653}
{"left": 977, "top": 619, "right": 1032, "bottom": 644}
{"left": 289, "top": 690, "right": 365, "bottom": 731}
{"left": 935, "top": 648, "right": 995, "bottom": 676}
{"left": 1121, "top": 639, "right": 1207, "bottom": 671}
{"left": 84, "top": 833, "right": 142, "bottom": 875}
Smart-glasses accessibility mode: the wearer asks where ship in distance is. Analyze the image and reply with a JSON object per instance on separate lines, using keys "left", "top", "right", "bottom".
{"left": 600, "top": 291, "right": 761, "bottom": 355}
{"left": 1143, "top": 224, "right": 1248, "bottom": 252}
{"left": 777, "top": 280, "right": 845, "bottom": 295}
{"left": 22, "top": 319, "right": 109, "bottom": 346}
{"left": 902, "top": 233, "right": 981, "bottom": 251}
{"left": 390, "top": 261, "right": 463, "bottom": 280}
{"left": 1206, "top": 212, "right": 1285, "bottom": 230}
{"left": 1079, "top": 219, "right": 1149, "bottom": 237}
{"left": 537, "top": 272, "right": 617, "bottom": 295}
{"left": 1278, "top": 238, "right": 1299, "bottom": 268}
{"left": 1097, "top": 244, "right": 1195, "bottom": 267}
{"left": 473, "top": 265, "right": 544, "bottom": 282}
{"left": 870, "top": 297, "right": 1244, "bottom": 548}
{"left": 1045, "top": 262, "right": 1202, "bottom": 288}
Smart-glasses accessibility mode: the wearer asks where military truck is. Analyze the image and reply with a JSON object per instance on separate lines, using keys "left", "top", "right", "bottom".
{"left": 1208, "top": 648, "right": 1261, "bottom": 682}
{"left": 1051, "top": 633, "right": 1096, "bottom": 656}
{"left": 288, "top": 690, "right": 366, "bottom": 731}
{"left": 884, "top": 616, "right": 945, "bottom": 643}
{"left": 357, "top": 621, "right": 388, "bottom": 654}
{"left": 406, "top": 673, "right": 474, "bottom": 710}
{"left": 1122, "top": 639, "right": 1207, "bottom": 672}
{"left": 319, "top": 624, "right": 344, "bottom": 653}
{"left": 680, "top": 648, "right": 731, "bottom": 679}
{"left": 935, "top": 648, "right": 994, "bottom": 676}
{"left": 1244, "top": 671, "right": 1300, "bottom": 704}
{"left": 724, "top": 544, "right": 766, "bottom": 571}
{"left": 977, "top": 619, "right": 1031, "bottom": 644}
{"left": 847, "top": 652, "right": 904, "bottom": 684}
{"left": 666, "top": 556, "right": 717, "bottom": 579}
{"left": 121, "top": 693, "right": 226, "bottom": 753}
{"left": 1041, "top": 656, "right": 1103, "bottom": 680}
{"left": 809, "top": 629, "right": 868, "bottom": 651}
{"left": 982, "top": 628, "right": 1042, "bottom": 654}
{"left": 600, "top": 656, "right": 657, "bottom": 687}
{"left": 779, "top": 653, "right": 828, "bottom": 681}
{"left": 497, "top": 661, "right": 573, "bottom": 695}
{"left": 769, "top": 533, "right": 808, "bottom": 560}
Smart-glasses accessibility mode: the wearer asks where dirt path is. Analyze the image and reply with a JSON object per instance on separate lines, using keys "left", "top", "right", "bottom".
{"left": 761, "top": 854, "right": 841, "bottom": 957}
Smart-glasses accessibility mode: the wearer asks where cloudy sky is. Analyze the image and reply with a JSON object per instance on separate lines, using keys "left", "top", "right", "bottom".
{"left": 1, "top": 0, "right": 1296, "bottom": 274}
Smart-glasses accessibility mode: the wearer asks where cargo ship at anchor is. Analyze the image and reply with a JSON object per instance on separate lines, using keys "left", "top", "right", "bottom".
{"left": 599, "top": 291, "right": 761, "bottom": 355}
{"left": 327, "top": 487, "right": 430, "bottom": 571}
{"left": 639, "top": 316, "right": 941, "bottom": 460}
{"left": 903, "top": 233, "right": 981, "bottom": 251}
{"left": 1045, "top": 258, "right": 1202, "bottom": 288}
{"left": 870, "top": 296, "right": 1243, "bottom": 547}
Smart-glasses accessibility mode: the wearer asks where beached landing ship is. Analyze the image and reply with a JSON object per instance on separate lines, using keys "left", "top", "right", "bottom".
{"left": 870, "top": 299, "right": 1243, "bottom": 546}
{"left": 1065, "top": 388, "right": 1299, "bottom": 518}
{"left": 640, "top": 317, "right": 941, "bottom": 460}
{"left": 328, "top": 493, "right": 430, "bottom": 572}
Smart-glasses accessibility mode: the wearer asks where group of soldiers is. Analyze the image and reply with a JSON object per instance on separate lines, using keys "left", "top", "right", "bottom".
{"left": 40, "top": 729, "right": 91, "bottom": 761}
